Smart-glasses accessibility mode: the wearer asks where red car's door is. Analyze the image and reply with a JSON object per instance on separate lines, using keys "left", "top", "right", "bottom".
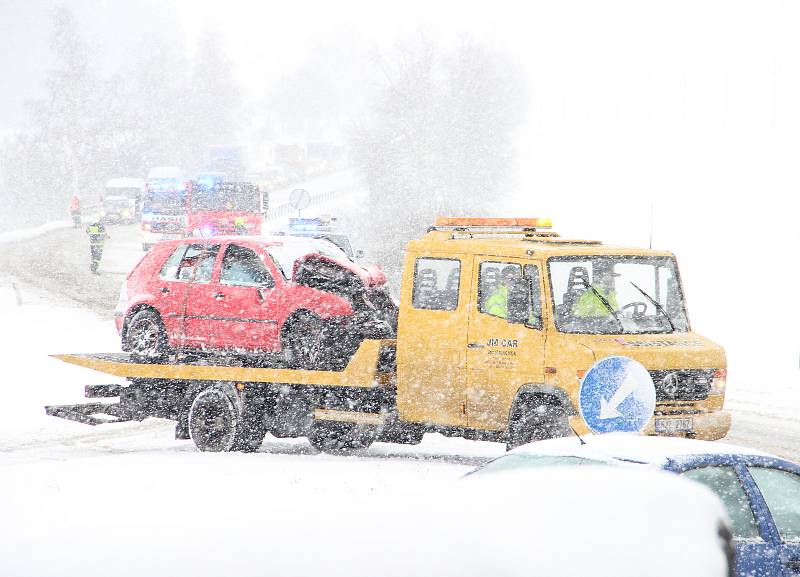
{"left": 148, "top": 243, "right": 193, "bottom": 343}
{"left": 200, "top": 242, "right": 283, "bottom": 351}
{"left": 177, "top": 243, "right": 222, "bottom": 349}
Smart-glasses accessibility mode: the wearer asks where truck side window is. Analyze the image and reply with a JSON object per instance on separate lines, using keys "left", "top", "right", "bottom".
{"left": 479, "top": 261, "right": 522, "bottom": 320}
{"left": 412, "top": 258, "right": 460, "bottom": 310}
{"left": 523, "top": 264, "right": 544, "bottom": 330}
{"left": 220, "top": 244, "right": 275, "bottom": 288}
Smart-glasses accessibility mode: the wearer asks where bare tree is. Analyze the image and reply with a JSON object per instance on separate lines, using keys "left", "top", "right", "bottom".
{"left": 0, "top": 11, "right": 246, "bottom": 228}
{"left": 0, "top": 5, "right": 101, "bottom": 225}
{"left": 353, "top": 37, "right": 526, "bottom": 278}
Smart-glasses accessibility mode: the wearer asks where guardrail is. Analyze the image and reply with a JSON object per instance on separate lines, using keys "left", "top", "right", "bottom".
{"left": 266, "top": 184, "right": 358, "bottom": 222}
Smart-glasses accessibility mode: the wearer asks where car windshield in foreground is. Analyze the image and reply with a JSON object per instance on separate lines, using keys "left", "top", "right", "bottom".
{"left": 548, "top": 255, "right": 690, "bottom": 334}
{"left": 266, "top": 239, "right": 351, "bottom": 280}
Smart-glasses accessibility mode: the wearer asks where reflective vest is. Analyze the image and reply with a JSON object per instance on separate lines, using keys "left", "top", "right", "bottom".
{"left": 485, "top": 285, "right": 509, "bottom": 318}
{"left": 85, "top": 224, "right": 108, "bottom": 245}
{"left": 573, "top": 286, "right": 619, "bottom": 317}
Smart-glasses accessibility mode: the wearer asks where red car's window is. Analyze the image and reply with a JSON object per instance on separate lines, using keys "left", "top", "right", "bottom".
{"left": 176, "top": 244, "right": 220, "bottom": 282}
{"left": 159, "top": 245, "right": 188, "bottom": 280}
{"left": 220, "top": 244, "right": 274, "bottom": 288}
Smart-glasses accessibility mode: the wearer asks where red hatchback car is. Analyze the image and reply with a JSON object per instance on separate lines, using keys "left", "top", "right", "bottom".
{"left": 114, "top": 236, "right": 395, "bottom": 369}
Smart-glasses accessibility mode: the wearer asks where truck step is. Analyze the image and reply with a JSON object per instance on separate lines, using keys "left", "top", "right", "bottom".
{"left": 313, "top": 409, "right": 385, "bottom": 426}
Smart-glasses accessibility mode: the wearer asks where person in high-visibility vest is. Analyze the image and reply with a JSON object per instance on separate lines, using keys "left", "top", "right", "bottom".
{"left": 85, "top": 221, "right": 110, "bottom": 275}
{"left": 572, "top": 261, "right": 619, "bottom": 317}
{"left": 69, "top": 195, "right": 81, "bottom": 228}
{"left": 484, "top": 265, "right": 519, "bottom": 319}
{"left": 234, "top": 215, "right": 247, "bottom": 235}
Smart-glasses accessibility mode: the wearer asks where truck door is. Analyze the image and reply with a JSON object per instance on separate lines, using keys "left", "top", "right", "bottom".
{"left": 465, "top": 259, "right": 546, "bottom": 430}
{"left": 396, "top": 254, "right": 472, "bottom": 427}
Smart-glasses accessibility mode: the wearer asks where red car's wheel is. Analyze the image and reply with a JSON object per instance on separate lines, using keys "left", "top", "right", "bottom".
{"left": 282, "top": 312, "right": 330, "bottom": 369}
{"left": 125, "top": 309, "right": 170, "bottom": 362}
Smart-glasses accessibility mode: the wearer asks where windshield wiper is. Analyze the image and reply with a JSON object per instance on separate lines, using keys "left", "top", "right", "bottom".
{"left": 629, "top": 281, "right": 675, "bottom": 332}
{"left": 585, "top": 284, "right": 624, "bottom": 332}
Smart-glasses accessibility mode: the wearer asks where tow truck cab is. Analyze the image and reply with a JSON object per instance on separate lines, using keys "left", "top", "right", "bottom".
{"left": 395, "top": 218, "right": 730, "bottom": 441}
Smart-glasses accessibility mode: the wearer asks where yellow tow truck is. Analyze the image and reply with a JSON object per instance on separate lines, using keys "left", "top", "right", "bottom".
{"left": 47, "top": 217, "right": 730, "bottom": 453}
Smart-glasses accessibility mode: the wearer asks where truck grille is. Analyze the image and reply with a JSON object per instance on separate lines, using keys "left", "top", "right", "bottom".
{"left": 649, "top": 369, "right": 713, "bottom": 402}
{"left": 150, "top": 222, "right": 184, "bottom": 233}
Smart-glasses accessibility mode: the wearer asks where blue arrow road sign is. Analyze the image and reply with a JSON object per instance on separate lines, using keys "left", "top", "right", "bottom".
{"left": 579, "top": 356, "right": 656, "bottom": 434}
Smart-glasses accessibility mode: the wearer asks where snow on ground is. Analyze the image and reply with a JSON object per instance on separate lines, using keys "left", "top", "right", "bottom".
{"left": 0, "top": 278, "right": 507, "bottom": 576}
{"left": 0, "top": 220, "right": 73, "bottom": 244}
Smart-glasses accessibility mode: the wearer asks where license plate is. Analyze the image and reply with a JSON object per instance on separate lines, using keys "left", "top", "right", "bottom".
{"left": 655, "top": 417, "right": 693, "bottom": 433}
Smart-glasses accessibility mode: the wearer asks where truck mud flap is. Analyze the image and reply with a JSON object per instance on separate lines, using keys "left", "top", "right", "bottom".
{"left": 44, "top": 402, "right": 139, "bottom": 426}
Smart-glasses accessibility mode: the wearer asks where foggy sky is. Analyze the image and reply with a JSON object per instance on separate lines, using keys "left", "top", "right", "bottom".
{"left": 1, "top": 0, "right": 797, "bottom": 375}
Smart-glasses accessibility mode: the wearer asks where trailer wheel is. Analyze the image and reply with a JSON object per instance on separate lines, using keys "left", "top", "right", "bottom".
{"left": 125, "top": 309, "right": 169, "bottom": 362}
{"left": 506, "top": 396, "right": 570, "bottom": 451}
{"left": 188, "top": 386, "right": 266, "bottom": 453}
{"left": 308, "top": 421, "right": 377, "bottom": 455}
{"left": 189, "top": 388, "right": 240, "bottom": 452}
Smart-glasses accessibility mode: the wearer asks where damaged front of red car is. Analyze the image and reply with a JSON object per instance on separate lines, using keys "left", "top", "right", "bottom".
{"left": 284, "top": 251, "right": 397, "bottom": 369}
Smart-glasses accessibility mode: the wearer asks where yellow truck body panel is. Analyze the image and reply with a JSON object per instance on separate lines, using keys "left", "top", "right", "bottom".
{"left": 396, "top": 227, "right": 730, "bottom": 440}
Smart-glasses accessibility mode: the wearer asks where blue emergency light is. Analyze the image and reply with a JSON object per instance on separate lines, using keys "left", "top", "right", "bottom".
{"left": 288, "top": 218, "right": 326, "bottom": 233}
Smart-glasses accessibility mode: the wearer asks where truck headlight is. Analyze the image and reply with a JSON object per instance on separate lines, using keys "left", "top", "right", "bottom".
{"left": 709, "top": 368, "right": 727, "bottom": 396}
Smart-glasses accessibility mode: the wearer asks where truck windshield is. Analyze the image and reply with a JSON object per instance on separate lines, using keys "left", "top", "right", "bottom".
{"left": 190, "top": 184, "right": 259, "bottom": 213}
{"left": 548, "top": 256, "right": 689, "bottom": 334}
{"left": 142, "top": 190, "right": 185, "bottom": 215}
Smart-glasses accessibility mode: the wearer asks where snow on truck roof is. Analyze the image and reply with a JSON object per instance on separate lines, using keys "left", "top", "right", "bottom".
{"left": 511, "top": 433, "right": 776, "bottom": 465}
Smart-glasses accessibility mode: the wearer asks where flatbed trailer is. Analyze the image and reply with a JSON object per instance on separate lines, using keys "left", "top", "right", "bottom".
{"left": 45, "top": 339, "right": 426, "bottom": 454}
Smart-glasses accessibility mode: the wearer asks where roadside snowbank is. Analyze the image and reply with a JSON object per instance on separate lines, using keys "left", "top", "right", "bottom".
{"left": 0, "top": 220, "right": 73, "bottom": 244}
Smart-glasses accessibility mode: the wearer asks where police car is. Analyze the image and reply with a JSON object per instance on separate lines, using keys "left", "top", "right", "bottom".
{"left": 276, "top": 216, "right": 361, "bottom": 260}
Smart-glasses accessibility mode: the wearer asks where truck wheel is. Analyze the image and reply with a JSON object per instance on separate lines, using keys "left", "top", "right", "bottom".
{"left": 189, "top": 387, "right": 240, "bottom": 452}
{"left": 308, "top": 421, "right": 377, "bottom": 455}
{"left": 188, "top": 386, "right": 266, "bottom": 453}
{"left": 282, "top": 313, "right": 329, "bottom": 369}
{"left": 506, "top": 396, "right": 570, "bottom": 451}
{"left": 125, "top": 309, "right": 169, "bottom": 362}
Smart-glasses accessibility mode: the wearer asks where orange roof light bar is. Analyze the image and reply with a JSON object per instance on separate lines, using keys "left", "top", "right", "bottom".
{"left": 435, "top": 217, "right": 553, "bottom": 228}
